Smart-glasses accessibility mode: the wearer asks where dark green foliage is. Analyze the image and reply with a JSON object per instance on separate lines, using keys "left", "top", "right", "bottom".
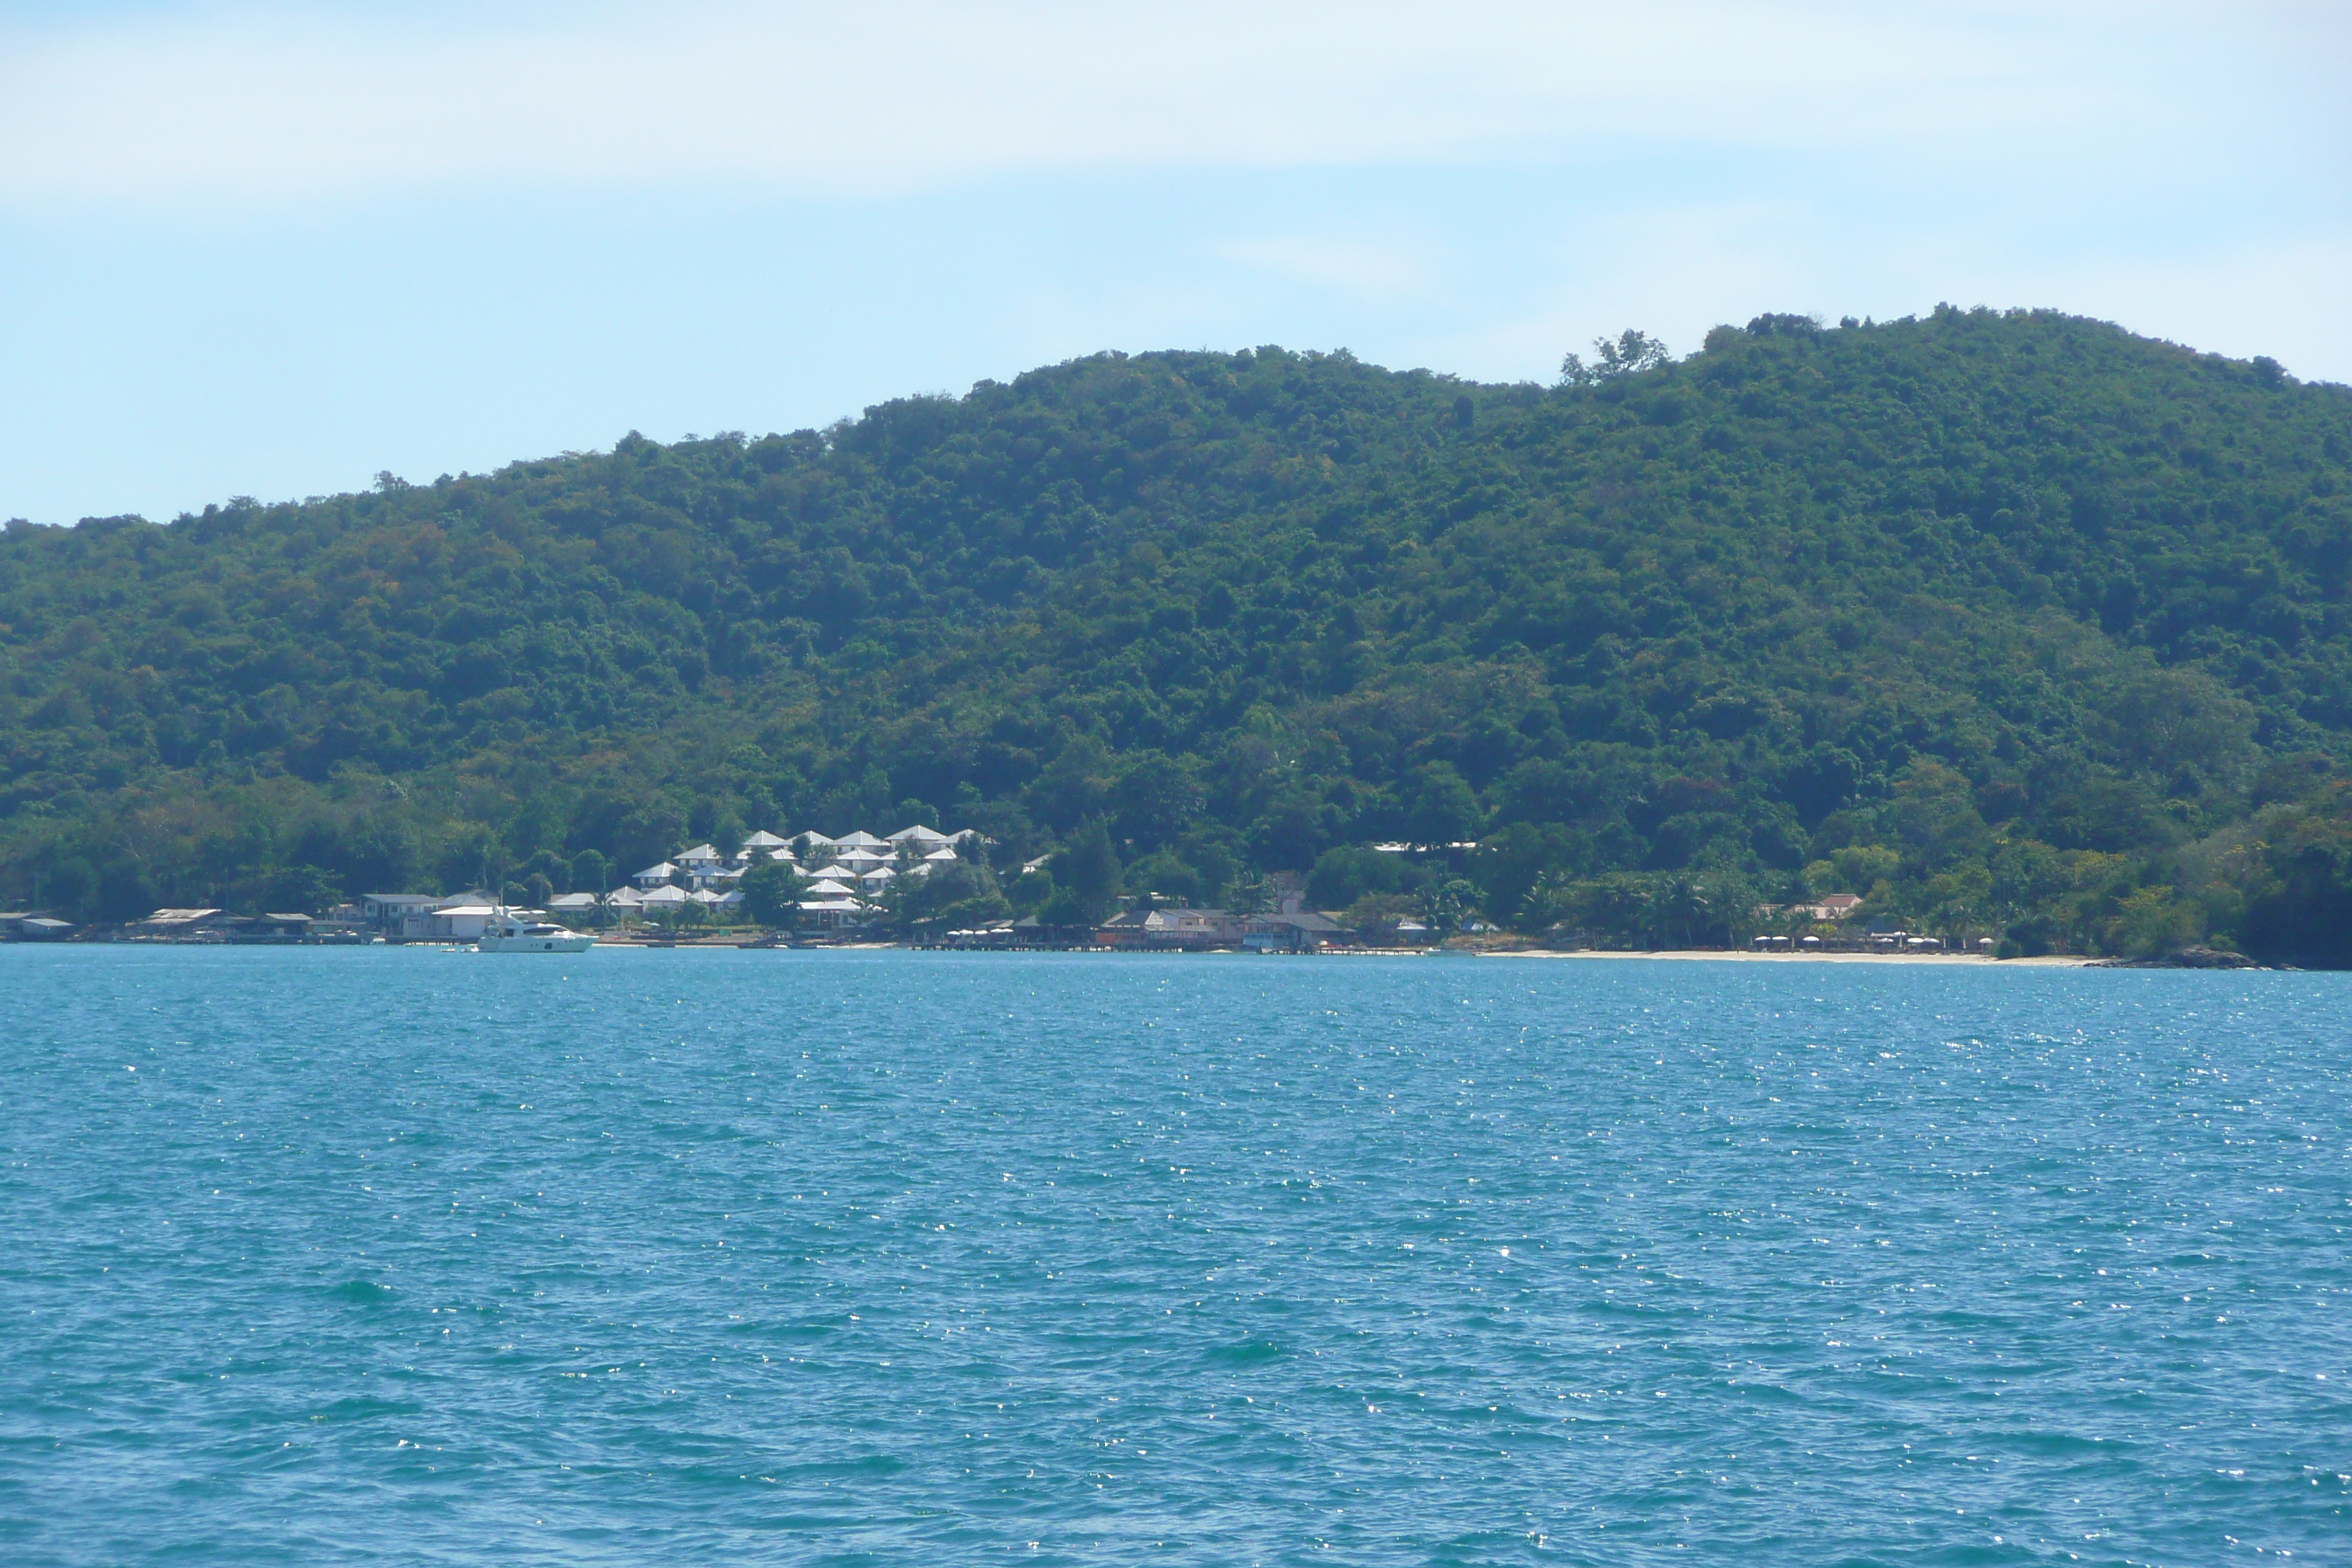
{"left": 1419, "top": 876, "right": 1479, "bottom": 935}
{"left": 1556, "top": 870, "right": 1761, "bottom": 949}
{"left": 1305, "top": 845, "right": 1424, "bottom": 909}
{"left": 892, "top": 860, "right": 1011, "bottom": 941}
{"left": 1054, "top": 821, "right": 1122, "bottom": 925}
{"left": 5, "top": 309, "right": 2352, "bottom": 958}
{"left": 2229, "top": 780, "right": 2352, "bottom": 968}
{"left": 2240, "top": 849, "right": 2352, "bottom": 968}
{"left": 740, "top": 859, "right": 805, "bottom": 927}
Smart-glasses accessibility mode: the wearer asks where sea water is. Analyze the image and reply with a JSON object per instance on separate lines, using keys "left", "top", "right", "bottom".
{"left": 1, "top": 947, "right": 2345, "bottom": 1566}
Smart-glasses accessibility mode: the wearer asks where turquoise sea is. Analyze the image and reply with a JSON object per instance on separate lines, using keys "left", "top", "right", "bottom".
{"left": 1, "top": 947, "right": 2345, "bottom": 1565}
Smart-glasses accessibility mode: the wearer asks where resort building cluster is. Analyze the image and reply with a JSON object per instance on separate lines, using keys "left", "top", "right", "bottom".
{"left": 347, "top": 826, "right": 981, "bottom": 938}
{"left": 50, "top": 828, "right": 1931, "bottom": 955}
{"left": 573, "top": 824, "right": 983, "bottom": 932}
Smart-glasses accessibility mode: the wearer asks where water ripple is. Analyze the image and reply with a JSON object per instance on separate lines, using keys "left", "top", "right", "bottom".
{"left": 1, "top": 949, "right": 2345, "bottom": 1564}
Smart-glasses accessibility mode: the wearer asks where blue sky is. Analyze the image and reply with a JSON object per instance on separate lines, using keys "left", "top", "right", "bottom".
{"left": 3, "top": 1, "right": 2346, "bottom": 525}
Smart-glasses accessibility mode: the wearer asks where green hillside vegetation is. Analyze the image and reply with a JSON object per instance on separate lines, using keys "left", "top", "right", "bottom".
{"left": 5, "top": 305, "right": 2352, "bottom": 962}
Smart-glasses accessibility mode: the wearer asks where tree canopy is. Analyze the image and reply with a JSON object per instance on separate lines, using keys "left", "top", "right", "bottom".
{"left": 5, "top": 306, "right": 2351, "bottom": 958}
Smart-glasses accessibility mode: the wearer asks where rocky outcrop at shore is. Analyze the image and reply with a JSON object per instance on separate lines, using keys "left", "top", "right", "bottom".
{"left": 2090, "top": 946, "right": 2264, "bottom": 970}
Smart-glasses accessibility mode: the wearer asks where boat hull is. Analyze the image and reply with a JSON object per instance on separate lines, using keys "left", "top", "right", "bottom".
{"left": 478, "top": 933, "right": 594, "bottom": 952}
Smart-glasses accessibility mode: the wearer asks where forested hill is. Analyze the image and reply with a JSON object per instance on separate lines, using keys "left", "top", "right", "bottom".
{"left": 7, "top": 306, "right": 2352, "bottom": 960}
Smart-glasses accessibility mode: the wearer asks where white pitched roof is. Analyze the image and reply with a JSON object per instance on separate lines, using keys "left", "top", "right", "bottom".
{"left": 803, "top": 878, "right": 856, "bottom": 897}
{"left": 922, "top": 847, "right": 959, "bottom": 862}
{"left": 604, "top": 887, "right": 646, "bottom": 906}
{"left": 636, "top": 861, "right": 676, "bottom": 878}
{"left": 794, "top": 831, "right": 840, "bottom": 846}
{"left": 834, "top": 829, "right": 887, "bottom": 848}
{"left": 688, "top": 889, "right": 724, "bottom": 904}
{"left": 742, "top": 830, "right": 790, "bottom": 848}
{"left": 676, "top": 843, "right": 721, "bottom": 862}
{"left": 888, "top": 824, "right": 951, "bottom": 844}
{"left": 641, "top": 886, "right": 689, "bottom": 905}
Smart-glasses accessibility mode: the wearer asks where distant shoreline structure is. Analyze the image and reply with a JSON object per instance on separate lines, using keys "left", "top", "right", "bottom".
{"left": 1483, "top": 948, "right": 2095, "bottom": 965}
{"left": 3, "top": 940, "right": 2155, "bottom": 967}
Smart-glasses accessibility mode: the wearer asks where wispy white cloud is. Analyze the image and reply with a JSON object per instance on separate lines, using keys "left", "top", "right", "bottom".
{"left": 4, "top": 1, "right": 2337, "bottom": 204}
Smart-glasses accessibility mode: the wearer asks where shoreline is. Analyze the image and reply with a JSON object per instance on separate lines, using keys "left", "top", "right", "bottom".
{"left": 0, "top": 941, "right": 2127, "bottom": 968}
{"left": 1479, "top": 948, "right": 2095, "bottom": 966}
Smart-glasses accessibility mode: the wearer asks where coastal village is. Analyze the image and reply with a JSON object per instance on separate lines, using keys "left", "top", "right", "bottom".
{"left": 358, "top": 823, "right": 1000, "bottom": 941}
{"left": 0, "top": 821, "right": 1988, "bottom": 954}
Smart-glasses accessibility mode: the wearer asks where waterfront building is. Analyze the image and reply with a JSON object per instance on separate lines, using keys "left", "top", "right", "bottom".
{"left": 361, "top": 893, "right": 440, "bottom": 934}
{"left": 428, "top": 900, "right": 495, "bottom": 940}
{"left": 128, "top": 908, "right": 229, "bottom": 937}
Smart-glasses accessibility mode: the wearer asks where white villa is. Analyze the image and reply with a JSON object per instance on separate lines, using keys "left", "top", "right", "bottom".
{"left": 602, "top": 824, "right": 988, "bottom": 929}
{"left": 353, "top": 823, "right": 990, "bottom": 941}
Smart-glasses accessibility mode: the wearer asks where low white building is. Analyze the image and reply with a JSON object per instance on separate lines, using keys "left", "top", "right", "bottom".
{"left": 796, "top": 897, "right": 867, "bottom": 932}
{"left": 430, "top": 900, "right": 495, "bottom": 940}
{"left": 127, "top": 908, "right": 227, "bottom": 937}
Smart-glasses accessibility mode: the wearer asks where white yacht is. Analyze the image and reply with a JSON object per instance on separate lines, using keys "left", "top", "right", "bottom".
{"left": 475, "top": 911, "right": 595, "bottom": 952}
